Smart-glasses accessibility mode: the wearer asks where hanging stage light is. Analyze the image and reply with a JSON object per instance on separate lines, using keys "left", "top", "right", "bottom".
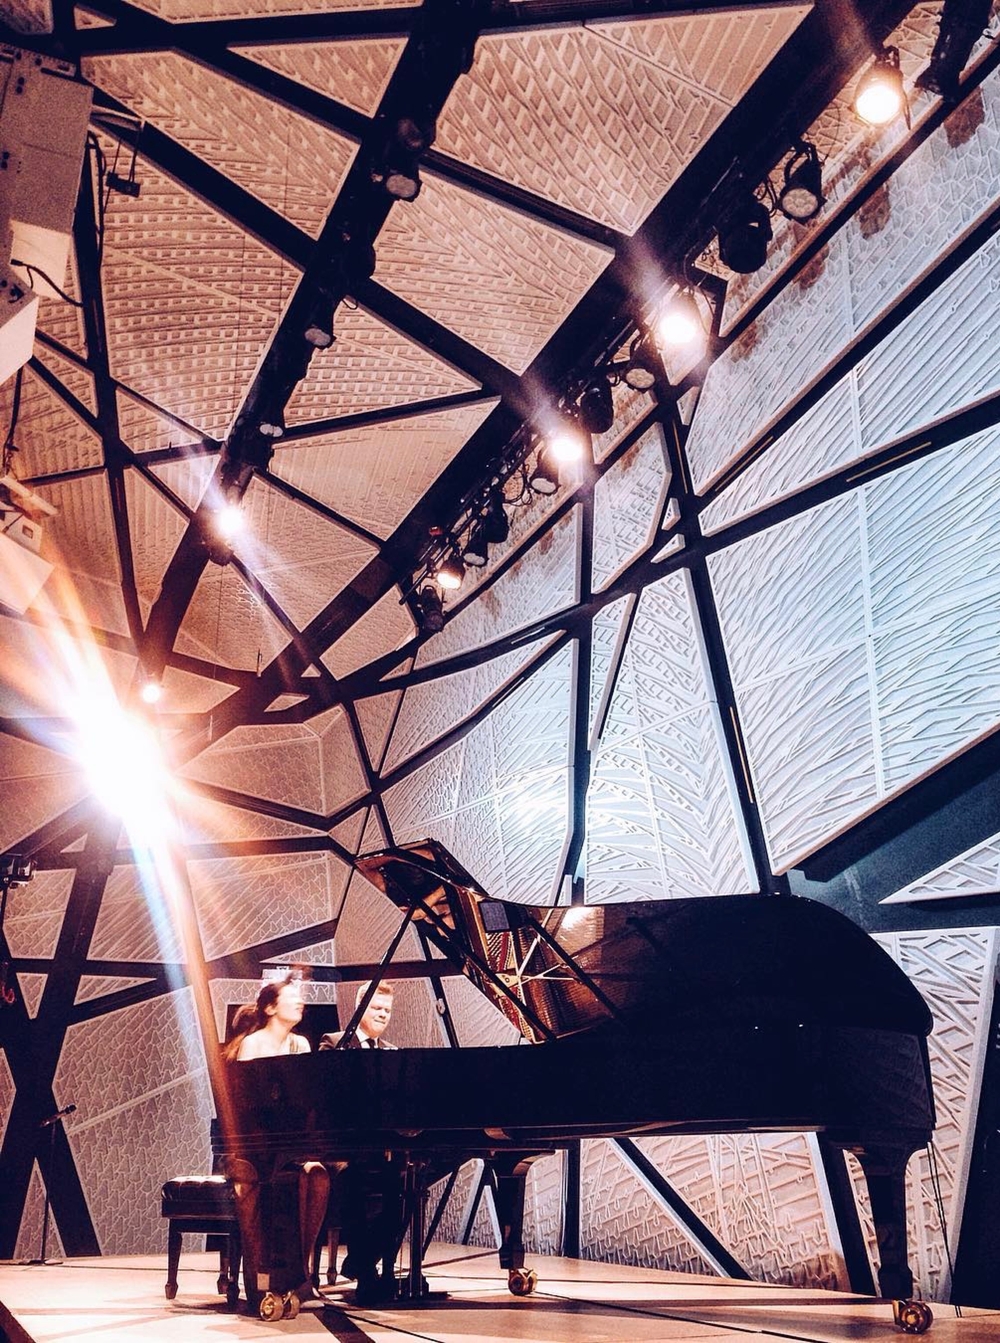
{"left": 435, "top": 552, "right": 465, "bottom": 590}
{"left": 777, "top": 140, "right": 825, "bottom": 222}
{"left": 547, "top": 410, "right": 590, "bottom": 464}
{"left": 854, "top": 47, "right": 905, "bottom": 126}
{"left": 623, "top": 334, "right": 660, "bottom": 391}
{"left": 577, "top": 376, "right": 614, "bottom": 434}
{"left": 139, "top": 677, "right": 163, "bottom": 706}
{"left": 258, "top": 407, "right": 285, "bottom": 440}
{"left": 915, "top": 0, "right": 991, "bottom": 99}
{"left": 529, "top": 445, "right": 560, "bottom": 495}
{"left": 462, "top": 487, "right": 509, "bottom": 568}
{"left": 415, "top": 584, "right": 445, "bottom": 634}
{"left": 656, "top": 287, "right": 704, "bottom": 348}
{"left": 304, "top": 300, "right": 335, "bottom": 350}
{"left": 463, "top": 520, "right": 490, "bottom": 568}
{"left": 717, "top": 191, "right": 773, "bottom": 273}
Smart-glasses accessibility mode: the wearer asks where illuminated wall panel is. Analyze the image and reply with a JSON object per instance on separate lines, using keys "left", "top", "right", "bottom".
{"left": 712, "top": 428, "right": 1000, "bottom": 868}
{"left": 580, "top": 1137, "right": 717, "bottom": 1274}
{"left": 53, "top": 988, "right": 213, "bottom": 1254}
{"left": 844, "top": 929, "right": 998, "bottom": 1301}
{"left": 386, "top": 638, "right": 553, "bottom": 772}
{"left": 591, "top": 424, "right": 670, "bottom": 590}
{"left": 385, "top": 646, "right": 573, "bottom": 904}
{"left": 586, "top": 572, "right": 753, "bottom": 900}
{"left": 635, "top": 1132, "right": 845, "bottom": 1289}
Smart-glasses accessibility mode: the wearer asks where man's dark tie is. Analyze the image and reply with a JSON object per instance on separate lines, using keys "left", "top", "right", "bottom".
{"left": 365, "top": 1038, "right": 377, "bottom": 1049}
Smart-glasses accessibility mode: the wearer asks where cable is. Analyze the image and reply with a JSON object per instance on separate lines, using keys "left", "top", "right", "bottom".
{"left": 2, "top": 367, "right": 23, "bottom": 476}
{"left": 926, "top": 1138, "right": 961, "bottom": 1316}
{"left": 10, "top": 260, "right": 84, "bottom": 308}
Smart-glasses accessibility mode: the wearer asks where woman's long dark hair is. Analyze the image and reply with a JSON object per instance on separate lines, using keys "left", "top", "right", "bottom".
{"left": 222, "top": 973, "right": 296, "bottom": 1062}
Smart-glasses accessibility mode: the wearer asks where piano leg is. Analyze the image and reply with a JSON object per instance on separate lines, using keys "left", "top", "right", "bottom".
{"left": 488, "top": 1152, "right": 548, "bottom": 1297}
{"left": 227, "top": 1158, "right": 319, "bottom": 1314}
{"left": 849, "top": 1141, "right": 919, "bottom": 1300}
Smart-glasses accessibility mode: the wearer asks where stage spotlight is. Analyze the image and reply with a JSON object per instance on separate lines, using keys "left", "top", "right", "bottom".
{"left": 214, "top": 502, "right": 245, "bottom": 543}
{"left": 481, "top": 487, "right": 510, "bottom": 544}
{"left": 623, "top": 334, "right": 659, "bottom": 391}
{"left": 915, "top": 0, "right": 990, "bottom": 99}
{"left": 577, "top": 376, "right": 614, "bottom": 434}
{"left": 717, "top": 191, "right": 773, "bottom": 273}
{"left": 854, "top": 46, "right": 905, "bottom": 125}
{"left": 415, "top": 584, "right": 445, "bottom": 634}
{"left": 304, "top": 300, "right": 335, "bottom": 350}
{"left": 463, "top": 521, "right": 490, "bottom": 568}
{"left": 777, "top": 140, "right": 825, "bottom": 221}
{"left": 395, "top": 114, "right": 436, "bottom": 153}
{"left": 529, "top": 446, "right": 560, "bottom": 495}
{"left": 383, "top": 153, "right": 422, "bottom": 202}
{"left": 140, "top": 677, "right": 163, "bottom": 706}
{"left": 258, "top": 407, "right": 285, "bottom": 439}
{"left": 656, "top": 288, "right": 704, "bottom": 347}
{"left": 435, "top": 553, "right": 465, "bottom": 590}
{"left": 547, "top": 412, "right": 590, "bottom": 464}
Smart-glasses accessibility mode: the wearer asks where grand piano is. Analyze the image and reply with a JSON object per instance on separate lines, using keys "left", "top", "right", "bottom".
{"left": 216, "top": 840, "right": 935, "bottom": 1322}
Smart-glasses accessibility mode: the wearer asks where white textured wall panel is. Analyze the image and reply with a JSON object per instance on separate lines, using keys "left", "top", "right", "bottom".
{"left": 712, "top": 429, "right": 1000, "bottom": 865}
{"left": 586, "top": 572, "right": 753, "bottom": 900}
{"left": 591, "top": 424, "right": 670, "bottom": 590}
{"left": 385, "top": 646, "right": 573, "bottom": 905}
{"left": 635, "top": 1132, "right": 846, "bottom": 1289}
{"left": 580, "top": 1137, "right": 718, "bottom": 1274}
{"left": 53, "top": 988, "right": 214, "bottom": 1253}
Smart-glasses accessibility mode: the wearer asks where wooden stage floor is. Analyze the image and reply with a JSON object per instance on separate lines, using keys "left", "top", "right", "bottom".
{"left": 1, "top": 1245, "right": 997, "bottom": 1343}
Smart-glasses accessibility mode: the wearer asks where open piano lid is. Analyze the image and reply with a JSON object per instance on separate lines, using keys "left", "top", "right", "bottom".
{"left": 354, "top": 839, "right": 933, "bottom": 1046}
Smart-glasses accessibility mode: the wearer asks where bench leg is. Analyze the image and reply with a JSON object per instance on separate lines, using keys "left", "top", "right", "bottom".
{"left": 165, "top": 1225, "right": 181, "bottom": 1300}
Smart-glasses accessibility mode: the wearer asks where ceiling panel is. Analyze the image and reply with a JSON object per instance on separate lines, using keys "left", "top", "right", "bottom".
{"left": 321, "top": 586, "right": 414, "bottom": 679}
{"left": 124, "top": 0, "right": 403, "bottom": 21}
{"left": 1, "top": 368, "right": 102, "bottom": 478}
{"left": 83, "top": 52, "right": 358, "bottom": 237}
{"left": 233, "top": 475, "right": 378, "bottom": 630}
{"left": 95, "top": 144, "right": 298, "bottom": 439}
{"left": 435, "top": 10, "right": 807, "bottom": 235}
{"left": 231, "top": 36, "right": 405, "bottom": 116}
{"left": 272, "top": 399, "right": 496, "bottom": 537}
{"left": 124, "top": 468, "right": 186, "bottom": 615}
{"left": 375, "top": 172, "right": 613, "bottom": 373}
{"left": 117, "top": 390, "right": 209, "bottom": 458}
{"left": 176, "top": 562, "right": 291, "bottom": 669}
{"left": 32, "top": 474, "right": 130, "bottom": 636}
{"left": 34, "top": 346, "right": 96, "bottom": 415}
{"left": 284, "top": 301, "right": 479, "bottom": 425}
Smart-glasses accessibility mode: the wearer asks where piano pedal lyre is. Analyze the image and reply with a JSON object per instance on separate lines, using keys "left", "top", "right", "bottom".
{"left": 507, "top": 1267, "right": 537, "bottom": 1296}
{"left": 892, "top": 1299, "right": 933, "bottom": 1334}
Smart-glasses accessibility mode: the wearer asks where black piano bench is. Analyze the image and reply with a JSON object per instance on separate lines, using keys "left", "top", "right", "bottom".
{"left": 160, "top": 1175, "right": 241, "bottom": 1308}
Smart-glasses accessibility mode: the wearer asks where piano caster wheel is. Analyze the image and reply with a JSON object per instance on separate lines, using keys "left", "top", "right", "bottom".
{"left": 893, "top": 1299, "right": 933, "bottom": 1334}
{"left": 508, "top": 1267, "right": 537, "bottom": 1297}
{"left": 282, "top": 1291, "right": 300, "bottom": 1319}
{"left": 258, "top": 1292, "right": 282, "bottom": 1321}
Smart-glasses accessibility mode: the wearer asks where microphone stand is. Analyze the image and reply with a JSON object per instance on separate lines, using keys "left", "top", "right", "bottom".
{"left": 28, "top": 1106, "right": 75, "bottom": 1266}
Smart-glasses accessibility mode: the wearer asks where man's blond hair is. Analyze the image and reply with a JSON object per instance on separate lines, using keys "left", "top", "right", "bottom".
{"left": 355, "top": 979, "right": 394, "bottom": 1007}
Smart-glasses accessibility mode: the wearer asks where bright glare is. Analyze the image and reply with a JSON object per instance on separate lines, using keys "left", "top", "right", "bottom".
{"left": 548, "top": 428, "right": 586, "bottom": 463}
{"left": 215, "top": 503, "right": 245, "bottom": 542}
{"left": 72, "top": 691, "right": 172, "bottom": 846}
{"left": 435, "top": 564, "right": 463, "bottom": 591}
{"left": 656, "top": 297, "right": 702, "bottom": 348}
{"left": 855, "top": 72, "right": 903, "bottom": 125}
{"left": 140, "top": 679, "right": 163, "bottom": 705}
